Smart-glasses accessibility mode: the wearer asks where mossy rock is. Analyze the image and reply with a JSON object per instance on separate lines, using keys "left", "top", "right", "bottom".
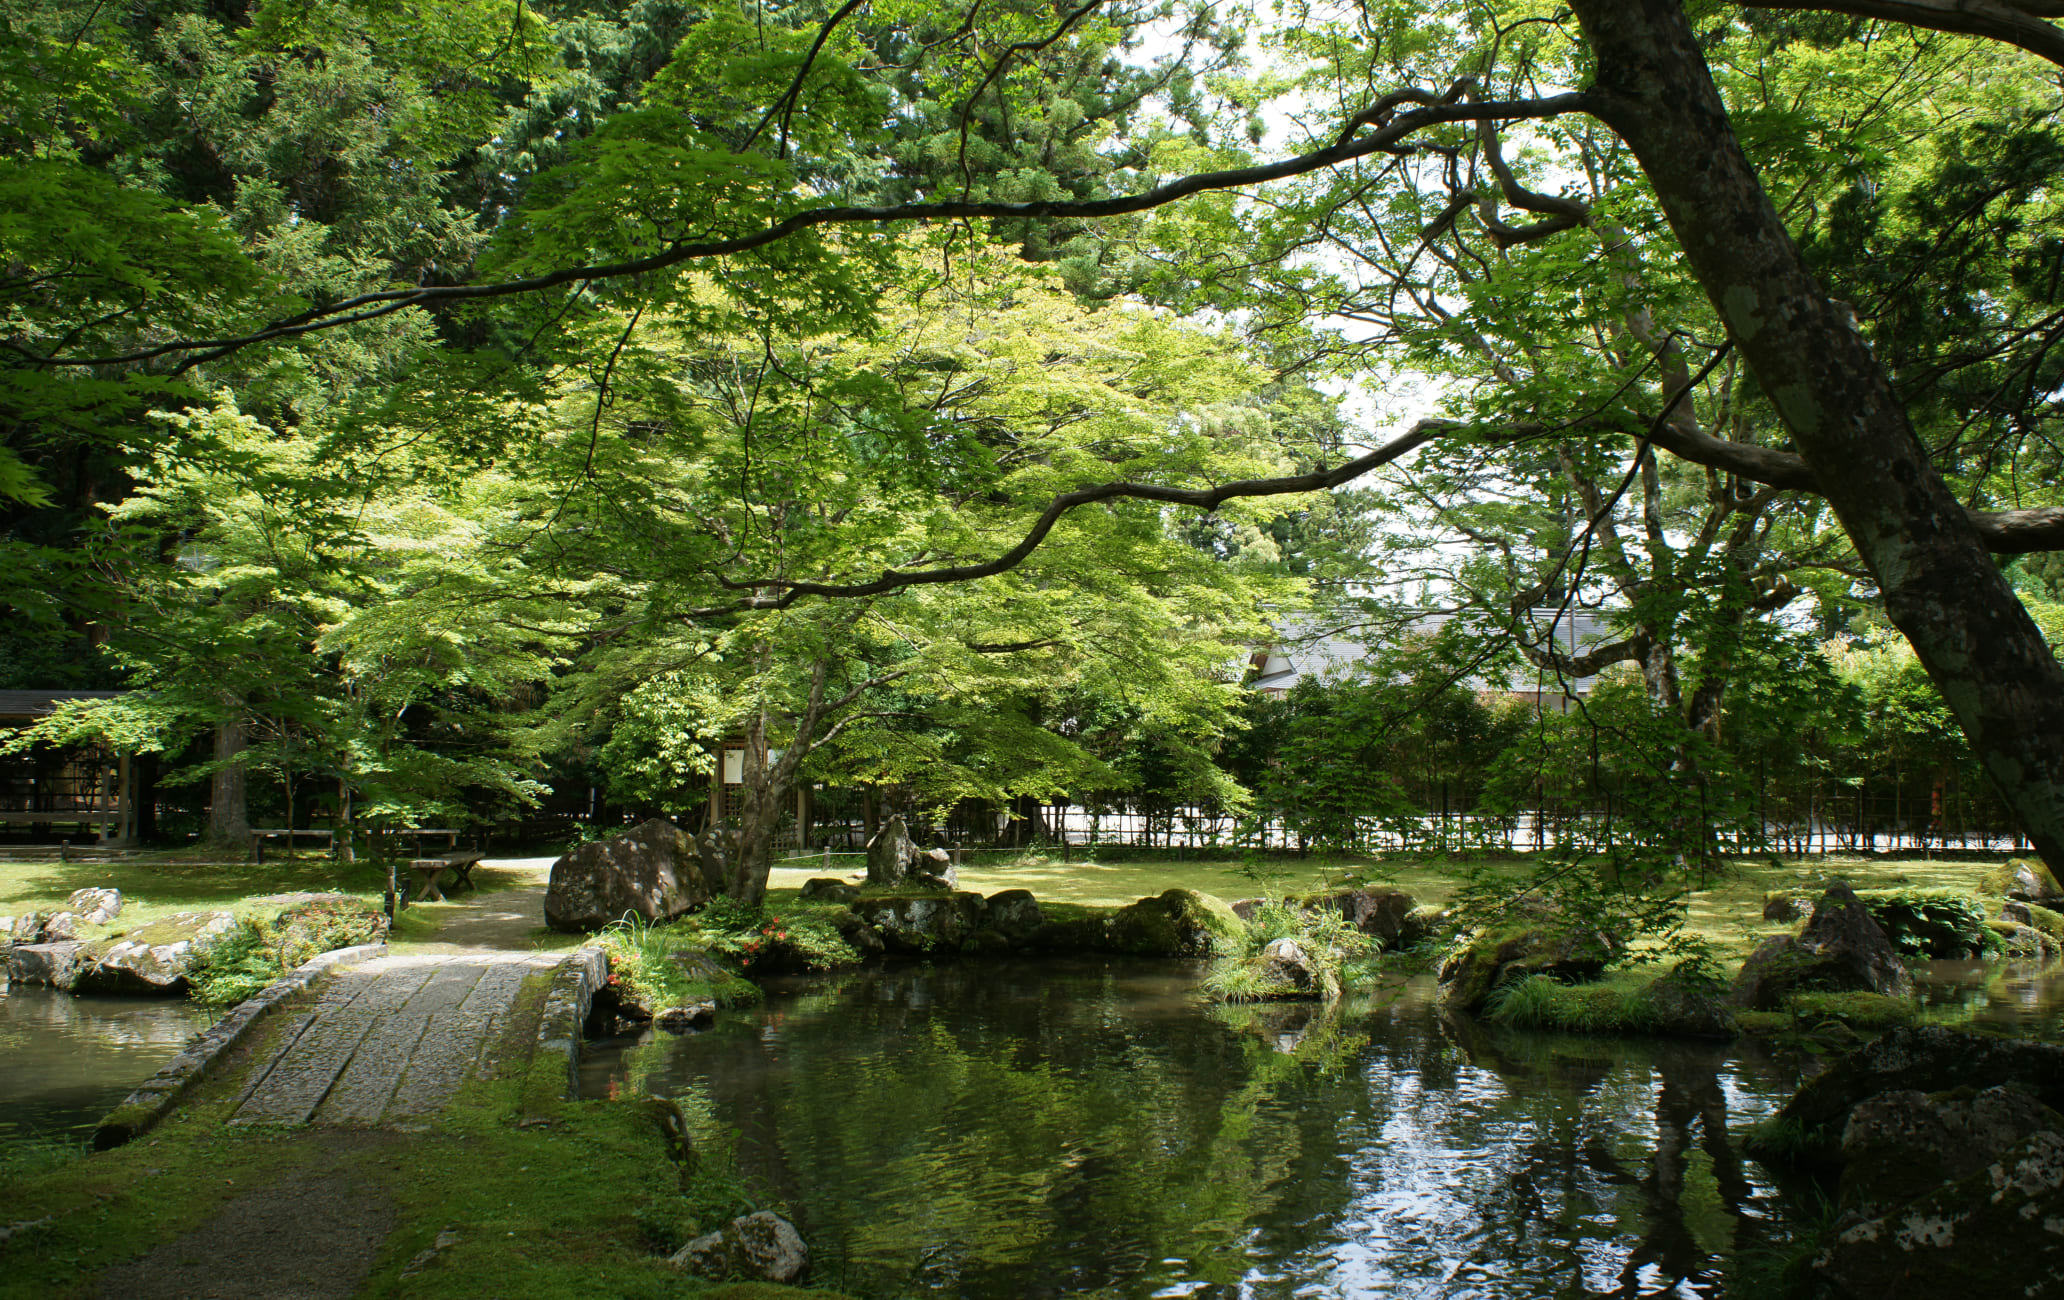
{"left": 1980, "top": 857, "right": 2062, "bottom": 901}
{"left": 1762, "top": 887, "right": 1993, "bottom": 957}
{"left": 1438, "top": 920, "right": 1614, "bottom": 1015}
{"left": 1105, "top": 889, "right": 1243, "bottom": 957}
{"left": 2007, "top": 900, "right": 2064, "bottom": 941}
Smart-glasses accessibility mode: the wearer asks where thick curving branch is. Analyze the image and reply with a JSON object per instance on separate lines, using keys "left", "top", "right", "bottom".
{"left": 33, "top": 94, "right": 1594, "bottom": 372}
{"left": 1742, "top": 0, "right": 2064, "bottom": 67}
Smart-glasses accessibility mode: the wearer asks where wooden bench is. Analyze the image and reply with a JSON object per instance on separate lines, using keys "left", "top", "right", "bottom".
{"left": 402, "top": 849, "right": 486, "bottom": 904}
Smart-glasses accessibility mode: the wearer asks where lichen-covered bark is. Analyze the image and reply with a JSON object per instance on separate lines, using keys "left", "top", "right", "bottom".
{"left": 1567, "top": 0, "right": 2064, "bottom": 867}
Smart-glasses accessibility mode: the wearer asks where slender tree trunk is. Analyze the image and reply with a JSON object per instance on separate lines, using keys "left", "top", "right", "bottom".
{"left": 206, "top": 716, "right": 250, "bottom": 849}
{"left": 1569, "top": 0, "right": 2064, "bottom": 867}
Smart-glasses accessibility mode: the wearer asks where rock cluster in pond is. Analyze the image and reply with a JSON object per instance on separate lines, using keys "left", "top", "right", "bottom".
{"left": 670, "top": 1210, "right": 809, "bottom": 1285}
{"left": 4, "top": 909, "right": 239, "bottom": 994}
{"left": 1749, "top": 1026, "right": 2064, "bottom": 1296}
{"left": 544, "top": 818, "right": 717, "bottom": 932}
{"left": 1731, "top": 881, "right": 1911, "bottom": 1009}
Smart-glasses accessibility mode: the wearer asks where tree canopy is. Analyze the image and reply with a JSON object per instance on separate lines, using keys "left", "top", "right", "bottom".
{"left": 6, "top": 0, "right": 2064, "bottom": 882}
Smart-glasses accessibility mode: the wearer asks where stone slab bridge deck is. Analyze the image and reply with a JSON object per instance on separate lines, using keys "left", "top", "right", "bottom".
{"left": 229, "top": 952, "right": 562, "bottom": 1129}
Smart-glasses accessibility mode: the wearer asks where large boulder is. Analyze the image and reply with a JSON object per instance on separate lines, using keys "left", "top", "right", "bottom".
{"left": 1307, "top": 888, "right": 1419, "bottom": 946}
{"left": 798, "top": 877, "right": 858, "bottom": 903}
{"left": 864, "top": 814, "right": 922, "bottom": 888}
{"left": 849, "top": 892, "right": 988, "bottom": 954}
{"left": 1983, "top": 856, "right": 2064, "bottom": 906}
{"left": 1751, "top": 1026, "right": 2064, "bottom": 1172}
{"left": 73, "top": 910, "right": 238, "bottom": 994}
{"left": 271, "top": 897, "right": 388, "bottom": 966}
{"left": 983, "top": 889, "right": 1044, "bottom": 938}
{"left": 1437, "top": 907, "right": 1617, "bottom": 1014}
{"left": 669, "top": 1211, "right": 809, "bottom": 1285}
{"left": 1106, "top": 889, "right": 1243, "bottom": 957}
{"left": 1730, "top": 882, "right": 1912, "bottom": 1010}
{"left": 66, "top": 888, "right": 121, "bottom": 925}
{"left": 40, "top": 912, "right": 78, "bottom": 943}
{"left": 1809, "top": 1128, "right": 2064, "bottom": 1298}
{"left": 544, "top": 818, "right": 712, "bottom": 932}
{"left": 1633, "top": 963, "right": 1737, "bottom": 1038}
{"left": 5, "top": 941, "right": 85, "bottom": 989}
{"left": 1250, "top": 937, "right": 1332, "bottom": 1000}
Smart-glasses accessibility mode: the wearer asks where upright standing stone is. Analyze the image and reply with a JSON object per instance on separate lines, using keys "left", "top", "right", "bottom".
{"left": 865, "top": 814, "right": 921, "bottom": 887}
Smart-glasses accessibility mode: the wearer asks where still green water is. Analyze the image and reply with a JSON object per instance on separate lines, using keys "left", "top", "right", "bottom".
{"left": 581, "top": 957, "right": 1810, "bottom": 1298}
{"left": 0, "top": 986, "right": 209, "bottom": 1144}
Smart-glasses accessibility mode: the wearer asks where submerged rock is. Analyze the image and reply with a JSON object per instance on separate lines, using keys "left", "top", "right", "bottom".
{"left": 1730, "top": 882, "right": 1912, "bottom": 1010}
{"left": 655, "top": 1002, "right": 715, "bottom": 1032}
{"left": 670, "top": 1210, "right": 809, "bottom": 1285}
{"left": 544, "top": 818, "right": 712, "bottom": 932}
{"left": 74, "top": 910, "right": 238, "bottom": 994}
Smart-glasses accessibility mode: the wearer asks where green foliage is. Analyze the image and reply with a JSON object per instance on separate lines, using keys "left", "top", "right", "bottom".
{"left": 597, "top": 914, "right": 766, "bottom": 1009}
{"left": 187, "top": 917, "right": 283, "bottom": 1006}
{"left": 1201, "top": 895, "right": 1374, "bottom": 1002}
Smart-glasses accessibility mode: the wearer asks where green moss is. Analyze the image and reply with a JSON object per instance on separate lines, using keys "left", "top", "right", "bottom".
{"left": 1105, "top": 889, "right": 1243, "bottom": 957}
{"left": 1980, "top": 857, "right": 2061, "bottom": 897}
{"left": 2017, "top": 902, "right": 2064, "bottom": 941}
{"left": 1785, "top": 990, "right": 1918, "bottom": 1031}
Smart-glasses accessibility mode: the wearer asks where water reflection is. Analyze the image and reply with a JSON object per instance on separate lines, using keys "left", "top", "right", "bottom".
{"left": 1917, "top": 958, "right": 2064, "bottom": 1034}
{"left": 581, "top": 958, "right": 1804, "bottom": 1298}
{"left": 0, "top": 986, "right": 210, "bottom": 1142}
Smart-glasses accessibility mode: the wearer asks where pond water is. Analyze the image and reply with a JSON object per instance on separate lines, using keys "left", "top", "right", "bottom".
{"left": 581, "top": 958, "right": 1812, "bottom": 1298}
{"left": 0, "top": 986, "right": 210, "bottom": 1145}
{"left": 1916, "top": 957, "right": 2064, "bottom": 1035}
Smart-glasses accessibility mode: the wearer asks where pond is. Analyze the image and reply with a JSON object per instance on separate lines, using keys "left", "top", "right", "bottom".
{"left": 581, "top": 957, "right": 1812, "bottom": 1298}
{"left": 0, "top": 986, "right": 210, "bottom": 1147}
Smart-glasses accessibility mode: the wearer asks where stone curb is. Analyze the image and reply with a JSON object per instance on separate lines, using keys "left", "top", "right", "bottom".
{"left": 537, "top": 944, "right": 609, "bottom": 1100}
{"left": 92, "top": 941, "right": 390, "bottom": 1150}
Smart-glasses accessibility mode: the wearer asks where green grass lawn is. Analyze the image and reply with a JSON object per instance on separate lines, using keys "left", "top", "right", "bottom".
{"left": 0, "top": 853, "right": 537, "bottom": 947}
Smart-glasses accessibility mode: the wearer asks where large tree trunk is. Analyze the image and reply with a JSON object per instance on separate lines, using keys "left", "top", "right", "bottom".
{"left": 206, "top": 717, "right": 250, "bottom": 850}
{"left": 1568, "top": 0, "right": 2064, "bottom": 866}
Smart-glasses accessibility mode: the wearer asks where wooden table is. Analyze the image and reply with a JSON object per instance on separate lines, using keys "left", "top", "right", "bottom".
{"left": 403, "top": 849, "right": 485, "bottom": 904}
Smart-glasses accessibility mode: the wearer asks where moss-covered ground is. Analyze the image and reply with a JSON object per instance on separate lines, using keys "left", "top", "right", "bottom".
{"left": 770, "top": 848, "right": 2022, "bottom": 966}
{"left": 0, "top": 964, "right": 846, "bottom": 1300}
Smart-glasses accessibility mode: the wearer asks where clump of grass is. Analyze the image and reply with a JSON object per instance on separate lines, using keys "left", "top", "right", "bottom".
{"left": 1485, "top": 974, "right": 1655, "bottom": 1033}
{"left": 596, "top": 913, "right": 763, "bottom": 1010}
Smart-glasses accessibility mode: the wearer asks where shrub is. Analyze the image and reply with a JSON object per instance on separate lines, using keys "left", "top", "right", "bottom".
{"left": 189, "top": 918, "right": 283, "bottom": 1006}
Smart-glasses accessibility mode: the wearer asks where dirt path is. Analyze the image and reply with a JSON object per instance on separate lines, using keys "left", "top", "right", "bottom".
{"left": 394, "top": 855, "right": 563, "bottom": 955}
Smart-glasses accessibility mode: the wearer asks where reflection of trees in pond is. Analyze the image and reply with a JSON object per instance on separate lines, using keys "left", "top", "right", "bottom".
{"left": 1422, "top": 1020, "right": 1792, "bottom": 1298}
{"left": 684, "top": 960, "right": 1370, "bottom": 1296}
{"left": 611, "top": 962, "right": 1805, "bottom": 1297}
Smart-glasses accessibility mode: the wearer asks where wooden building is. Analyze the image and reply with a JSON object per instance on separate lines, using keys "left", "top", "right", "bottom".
{"left": 0, "top": 690, "right": 140, "bottom": 844}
